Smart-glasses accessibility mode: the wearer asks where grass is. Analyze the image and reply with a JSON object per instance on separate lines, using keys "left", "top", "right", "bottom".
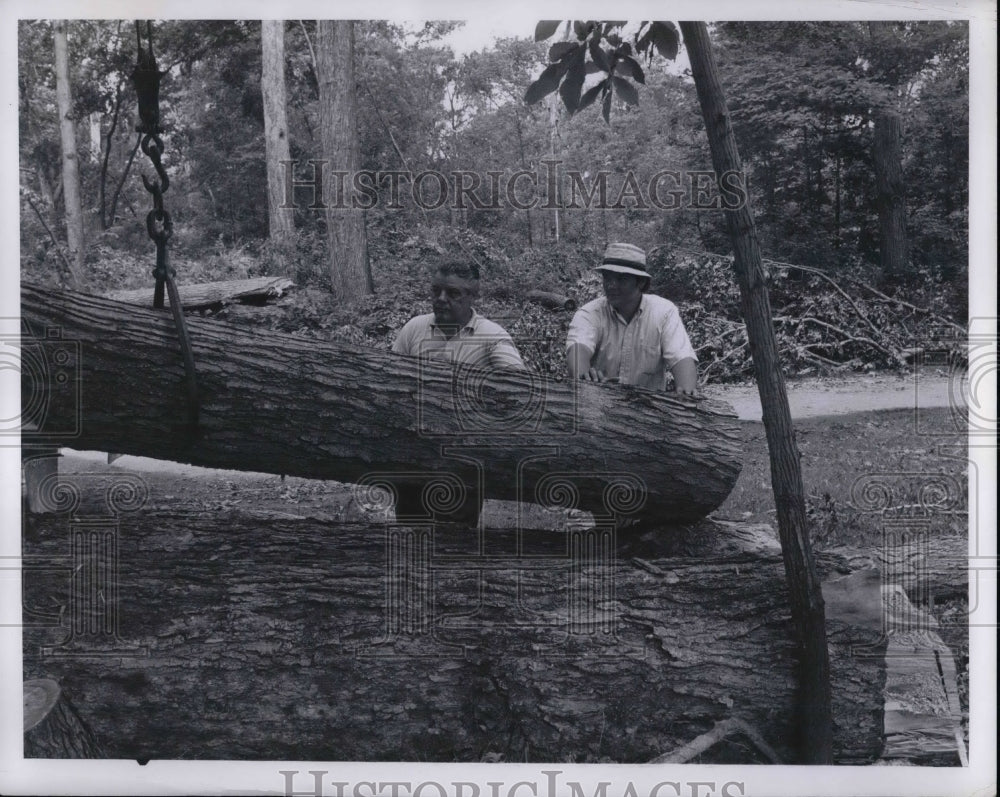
{"left": 716, "top": 406, "right": 969, "bottom": 550}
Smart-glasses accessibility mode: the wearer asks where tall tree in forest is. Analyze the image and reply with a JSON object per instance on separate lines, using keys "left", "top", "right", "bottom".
{"left": 261, "top": 19, "right": 294, "bottom": 243}
{"left": 526, "top": 19, "right": 833, "bottom": 763}
{"left": 52, "top": 19, "right": 85, "bottom": 286}
{"left": 872, "top": 108, "right": 908, "bottom": 281}
{"left": 316, "top": 20, "right": 371, "bottom": 299}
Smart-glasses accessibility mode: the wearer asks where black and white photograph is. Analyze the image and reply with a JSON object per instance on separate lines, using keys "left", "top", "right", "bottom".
{"left": 1, "top": 2, "right": 995, "bottom": 795}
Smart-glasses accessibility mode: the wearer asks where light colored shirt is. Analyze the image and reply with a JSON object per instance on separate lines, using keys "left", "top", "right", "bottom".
{"left": 392, "top": 310, "right": 526, "bottom": 370}
{"left": 566, "top": 294, "right": 697, "bottom": 390}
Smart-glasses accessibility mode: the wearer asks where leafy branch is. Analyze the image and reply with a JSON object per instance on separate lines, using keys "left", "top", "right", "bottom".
{"left": 525, "top": 21, "right": 679, "bottom": 121}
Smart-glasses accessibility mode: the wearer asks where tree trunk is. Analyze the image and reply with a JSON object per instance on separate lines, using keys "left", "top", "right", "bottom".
{"left": 21, "top": 284, "right": 742, "bottom": 523}
{"left": 680, "top": 22, "right": 833, "bottom": 763}
{"left": 316, "top": 21, "right": 371, "bottom": 299}
{"left": 53, "top": 20, "right": 85, "bottom": 288}
{"left": 873, "top": 109, "right": 909, "bottom": 282}
{"left": 21, "top": 510, "right": 885, "bottom": 763}
{"left": 261, "top": 20, "right": 295, "bottom": 241}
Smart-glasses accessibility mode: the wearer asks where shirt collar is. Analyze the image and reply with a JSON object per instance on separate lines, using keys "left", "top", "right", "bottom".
{"left": 430, "top": 309, "right": 479, "bottom": 333}
{"left": 608, "top": 295, "right": 646, "bottom": 325}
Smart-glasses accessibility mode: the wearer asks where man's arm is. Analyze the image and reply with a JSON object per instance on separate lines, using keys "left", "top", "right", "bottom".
{"left": 567, "top": 342, "right": 606, "bottom": 382}
{"left": 671, "top": 357, "right": 698, "bottom": 396}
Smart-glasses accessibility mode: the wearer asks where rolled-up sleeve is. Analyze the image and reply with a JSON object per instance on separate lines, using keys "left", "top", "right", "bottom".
{"left": 490, "top": 335, "right": 527, "bottom": 370}
{"left": 659, "top": 304, "right": 697, "bottom": 368}
{"left": 392, "top": 317, "right": 419, "bottom": 356}
{"left": 566, "top": 303, "right": 601, "bottom": 354}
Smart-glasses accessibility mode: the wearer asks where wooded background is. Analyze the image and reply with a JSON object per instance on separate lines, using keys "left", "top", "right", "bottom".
{"left": 19, "top": 20, "right": 968, "bottom": 382}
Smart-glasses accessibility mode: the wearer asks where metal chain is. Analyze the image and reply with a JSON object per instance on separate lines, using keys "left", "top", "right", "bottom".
{"left": 132, "top": 21, "right": 200, "bottom": 431}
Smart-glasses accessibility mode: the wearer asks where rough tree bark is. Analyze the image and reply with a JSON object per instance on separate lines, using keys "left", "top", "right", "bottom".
{"left": 873, "top": 109, "right": 909, "bottom": 282}
{"left": 261, "top": 20, "right": 295, "bottom": 241}
{"left": 316, "top": 20, "right": 372, "bottom": 299}
{"left": 21, "top": 509, "right": 886, "bottom": 763}
{"left": 21, "top": 284, "right": 742, "bottom": 523}
{"left": 53, "top": 20, "right": 85, "bottom": 287}
{"left": 679, "top": 22, "right": 833, "bottom": 762}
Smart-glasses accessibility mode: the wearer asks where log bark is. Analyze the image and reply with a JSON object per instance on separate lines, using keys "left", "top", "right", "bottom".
{"left": 21, "top": 510, "right": 885, "bottom": 763}
{"left": 107, "top": 276, "right": 295, "bottom": 310}
{"left": 21, "top": 283, "right": 742, "bottom": 523}
{"left": 24, "top": 678, "right": 104, "bottom": 758}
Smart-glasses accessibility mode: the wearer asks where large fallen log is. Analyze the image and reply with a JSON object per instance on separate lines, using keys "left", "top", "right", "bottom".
{"left": 21, "top": 283, "right": 742, "bottom": 523}
{"left": 21, "top": 510, "right": 886, "bottom": 763}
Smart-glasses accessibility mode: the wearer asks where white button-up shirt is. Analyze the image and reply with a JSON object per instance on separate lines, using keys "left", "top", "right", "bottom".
{"left": 393, "top": 311, "right": 525, "bottom": 370}
{"left": 566, "top": 294, "right": 697, "bottom": 390}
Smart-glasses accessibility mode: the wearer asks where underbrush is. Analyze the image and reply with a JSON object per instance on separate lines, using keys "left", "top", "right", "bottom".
{"left": 27, "top": 227, "right": 967, "bottom": 385}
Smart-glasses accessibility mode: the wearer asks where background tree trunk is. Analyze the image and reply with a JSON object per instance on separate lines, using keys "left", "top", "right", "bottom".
{"left": 21, "top": 510, "right": 886, "bottom": 764}
{"left": 873, "top": 109, "right": 909, "bottom": 282}
{"left": 21, "top": 283, "right": 742, "bottom": 523}
{"left": 53, "top": 20, "right": 85, "bottom": 288}
{"left": 679, "top": 22, "right": 833, "bottom": 763}
{"left": 261, "top": 20, "right": 295, "bottom": 242}
{"left": 316, "top": 20, "right": 372, "bottom": 299}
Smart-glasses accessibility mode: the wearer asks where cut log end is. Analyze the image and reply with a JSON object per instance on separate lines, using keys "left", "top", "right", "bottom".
{"left": 24, "top": 678, "right": 105, "bottom": 758}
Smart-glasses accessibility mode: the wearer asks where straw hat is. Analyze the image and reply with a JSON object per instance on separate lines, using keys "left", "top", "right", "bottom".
{"left": 595, "top": 242, "right": 652, "bottom": 278}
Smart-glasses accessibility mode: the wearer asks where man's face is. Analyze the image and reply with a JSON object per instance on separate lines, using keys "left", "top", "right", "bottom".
{"left": 601, "top": 271, "right": 644, "bottom": 313}
{"left": 431, "top": 272, "right": 477, "bottom": 327}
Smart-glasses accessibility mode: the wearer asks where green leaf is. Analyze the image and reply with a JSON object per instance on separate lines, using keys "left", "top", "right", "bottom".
{"left": 573, "top": 20, "right": 597, "bottom": 40}
{"left": 588, "top": 38, "right": 610, "bottom": 72}
{"left": 549, "top": 42, "right": 578, "bottom": 61}
{"left": 524, "top": 62, "right": 563, "bottom": 105}
{"left": 585, "top": 61, "right": 603, "bottom": 74}
{"left": 611, "top": 75, "right": 639, "bottom": 106}
{"left": 648, "top": 21, "right": 679, "bottom": 60}
{"left": 534, "top": 21, "right": 561, "bottom": 42}
{"left": 620, "top": 55, "right": 646, "bottom": 84}
{"left": 601, "top": 89, "right": 612, "bottom": 123}
{"left": 577, "top": 80, "right": 605, "bottom": 112}
{"left": 559, "top": 46, "right": 587, "bottom": 113}
{"left": 603, "top": 21, "right": 628, "bottom": 35}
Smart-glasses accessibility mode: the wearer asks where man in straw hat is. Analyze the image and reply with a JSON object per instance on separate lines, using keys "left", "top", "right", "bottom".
{"left": 566, "top": 243, "right": 698, "bottom": 395}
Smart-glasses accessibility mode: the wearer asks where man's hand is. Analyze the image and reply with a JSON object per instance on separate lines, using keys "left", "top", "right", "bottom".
{"left": 581, "top": 367, "right": 607, "bottom": 382}
{"left": 671, "top": 357, "right": 699, "bottom": 397}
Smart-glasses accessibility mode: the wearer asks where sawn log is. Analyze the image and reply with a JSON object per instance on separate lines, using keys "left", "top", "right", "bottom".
{"left": 21, "top": 510, "right": 886, "bottom": 763}
{"left": 21, "top": 283, "right": 742, "bottom": 522}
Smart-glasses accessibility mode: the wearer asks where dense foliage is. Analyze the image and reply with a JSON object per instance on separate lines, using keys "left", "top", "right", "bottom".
{"left": 19, "top": 19, "right": 968, "bottom": 381}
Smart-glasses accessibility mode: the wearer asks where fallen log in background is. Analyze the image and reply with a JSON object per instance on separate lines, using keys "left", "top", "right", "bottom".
{"left": 107, "top": 276, "right": 295, "bottom": 310}
{"left": 22, "top": 510, "right": 885, "bottom": 763}
{"left": 527, "top": 290, "right": 577, "bottom": 311}
{"left": 22, "top": 283, "right": 742, "bottom": 523}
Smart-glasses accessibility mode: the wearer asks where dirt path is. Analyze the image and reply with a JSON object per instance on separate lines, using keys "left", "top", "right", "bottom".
{"left": 707, "top": 372, "right": 964, "bottom": 422}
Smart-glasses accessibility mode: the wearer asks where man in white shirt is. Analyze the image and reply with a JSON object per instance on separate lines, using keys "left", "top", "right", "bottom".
{"left": 391, "top": 260, "right": 525, "bottom": 524}
{"left": 566, "top": 243, "right": 698, "bottom": 395}
{"left": 393, "top": 261, "right": 525, "bottom": 371}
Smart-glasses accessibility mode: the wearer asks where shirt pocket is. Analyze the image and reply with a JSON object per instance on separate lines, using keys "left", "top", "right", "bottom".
{"left": 636, "top": 341, "right": 663, "bottom": 378}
